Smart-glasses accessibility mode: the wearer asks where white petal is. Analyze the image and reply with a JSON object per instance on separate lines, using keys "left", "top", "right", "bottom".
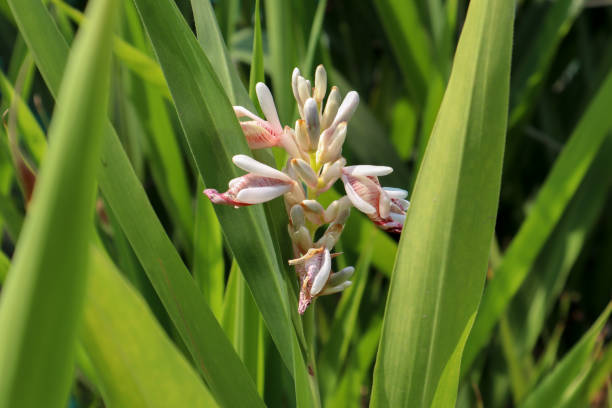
{"left": 297, "top": 76, "right": 311, "bottom": 104}
{"left": 379, "top": 191, "right": 391, "bottom": 219}
{"left": 255, "top": 82, "right": 282, "bottom": 132}
{"left": 232, "top": 155, "right": 294, "bottom": 182}
{"left": 321, "top": 86, "right": 341, "bottom": 130}
{"left": 346, "top": 165, "right": 393, "bottom": 177}
{"left": 321, "top": 281, "right": 351, "bottom": 296}
{"left": 331, "top": 91, "right": 359, "bottom": 128}
{"left": 314, "top": 64, "right": 327, "bottom": 102}
{"left": 311, "top": 249, "right": 332, "bottom": 296}
{"left": 383, "top": 187, "right": 409, "bottom": 199}
{"left": 236, "top": 184, "right": 291, "bottom": 204}
{"left": 233, "top": 106, "right": 264, "bottom": 122}
{"left": 292, "top": 67, "right": 301, "bottom": 102}
{"left": 328, "top": 266, "right": 355, "bottom": 287}
{"left": 390, "top": 212, "right": 406, "bottom": 224}
{"left": 396, "top": 199, "right": 410, "bottom": 211}
{"left": 279, "top": 127, "right": 304, "bottom": 159}
{"left": 342, "top": 174, "right": 377, "bottom": 214}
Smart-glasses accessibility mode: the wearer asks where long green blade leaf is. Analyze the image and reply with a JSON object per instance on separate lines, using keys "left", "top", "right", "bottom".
{"left": 520, "top": 303, "right": 612, "bottom": 408}
{"left": 130, "top": 1, "right": 309, "bottom": 399}
{"left": 80, "top": 247, "right": 218, "bottom": 408}
{"left": 463, "top": 67, "right": 612, "bottom": 373}
{"left": 7, "top": 1, "right": 265, "bottom": 406}
{"left": 370, "top": 0, "right": 515, "bottom": 405}
{"left": 0, "top": 0, "right": 117, "bottom": 405}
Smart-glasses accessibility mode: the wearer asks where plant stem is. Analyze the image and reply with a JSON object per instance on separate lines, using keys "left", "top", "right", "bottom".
{"left": 303, "top": 301, "right": 321, "bottom": 407}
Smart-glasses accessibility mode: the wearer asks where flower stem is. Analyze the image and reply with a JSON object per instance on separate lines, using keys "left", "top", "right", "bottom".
{"left": 303, "top": 301, "right": 321, "bottom": 407}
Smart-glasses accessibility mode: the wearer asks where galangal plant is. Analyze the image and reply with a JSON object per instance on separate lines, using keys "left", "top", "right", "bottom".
{"left": 0, "top": 0, "right": 611, "bottom": 407}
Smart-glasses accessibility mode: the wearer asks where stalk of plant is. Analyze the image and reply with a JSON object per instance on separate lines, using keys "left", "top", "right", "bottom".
{"left": 205, "top": 65, "right": 410, "bottom": 314}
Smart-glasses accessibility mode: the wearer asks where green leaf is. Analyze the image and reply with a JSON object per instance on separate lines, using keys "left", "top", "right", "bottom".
{"left": 8, "top": 1, "right": 265, "bottom": 406}
{"left": 0, "top": 66, "right": 47, "bottom": 165}
{"left": 193, "top": 178, "right": 225, "bottom": 320}
{"left": 370, "top": 0, "right": 515, "bottom": 406}
{"left": 326, "top": 317, "right": 383, "bottom": 408}
{"left": 221, "top": 261, "right": 266, "bottom": 395}
{"left": 50, "top": 0, "right": 170, "bottom": 100}
{"left": 373, "top": 0, "right": 435, "bottom": 107}
{"left": 248, "top": 0, "right": 264, "bottom": 100}
{"left": 80, "top": 247, "right": 218, "bottom": 408}
{"left": 509, "top": 0, "right": 585, "bottom": 127}
{"left": 0, "top": 0, "right": 118, "bottom": 406}
{"left": 319, "top": 223, "right": 375, "bottom": 398}
{"left": 0, "top": 249, "right": 9, "bottom": 284}
{"left": 191, "top": 0, "right": 252, "bottom": 108}
{"left": 263, "top": 0, "right": 298, "bottom": 122}
{"left": 463, "top": 67, "right": 612, "bottom": 374}
{"left": 506, "top": 136, "right": 612, "bottom": 356}
{"left": 301, "top": 0, "right": 327, "bottom": 78}
{"left": 519, "top": 302, "right": 612, "bottom": 408}
{"left": 130, "top": 1, "right": 310, "bottom": 403}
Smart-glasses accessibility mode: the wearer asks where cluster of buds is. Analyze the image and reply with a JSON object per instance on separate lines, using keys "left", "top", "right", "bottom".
{"left": 205, "top": 65, "right": 409, "bottom": 313}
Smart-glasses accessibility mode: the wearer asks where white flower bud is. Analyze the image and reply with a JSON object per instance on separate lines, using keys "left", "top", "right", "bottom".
{"left": 331, "top": 91, "right": 359, "bottom": 129}
{"left": 297, "top": 76, "right": 311, "bottom": 106}
{"left": 291, "top": 158, "right": 319, "bottom": 189}
{"left": 304, "top": 98, "right": 320, "bottom": 149}
{"left": 321, "top": 86, "right": 341, "bottom": 130}
{"left": 320, "top": 157, "right": 346, "bottom": 191}
{"left": 313, "top": 65, "right": 327, "bottom": 104}
{"left": 290, "top": 204, "right": 305, "bottom": 228}
{"left": 328, "top": 266, "right": 355, "bottom": 287}
{"left": 295, "top": 119, "right": 310, "bottom": 153}
{"left": 316, "top": 122, "right": 347, "bottom": 164}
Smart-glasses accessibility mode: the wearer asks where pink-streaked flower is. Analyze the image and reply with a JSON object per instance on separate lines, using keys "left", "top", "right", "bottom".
{"left": 341, "top": 165, "right": 410, "bottom": 233}
{"left": 234, "top": 83, "right": 302, "bottom": 158}
{"left": 204, "top": 154, "right": 296, "bottom": 207}
{"left": 289, "top": 247, "right": 332, "bottom": 314}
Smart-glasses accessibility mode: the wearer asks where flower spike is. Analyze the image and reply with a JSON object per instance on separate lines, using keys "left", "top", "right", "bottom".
{"left": 206, "top": 64, "right": 409, "bottom": 314}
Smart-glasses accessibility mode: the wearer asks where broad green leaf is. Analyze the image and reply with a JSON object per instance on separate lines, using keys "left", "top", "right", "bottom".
{"left": 370, "top": 0, "right": 515, "bottom": 406}
{"left": 0, "top": 0, "right": 117, "bottom": 406}
{"left": 463, "top": 67, "right": 612, "bottom": 373}
{"left": 8, "top": 1, "right": 265, "bottom": 406}
{"left": 130, "top": 2, "right": 311, "bottom": 404}
{"left": 80, "top": 247, "right": 218, "bottom": 408}
{"left": 520, "top": 302, "right": 612, "bottom": 408}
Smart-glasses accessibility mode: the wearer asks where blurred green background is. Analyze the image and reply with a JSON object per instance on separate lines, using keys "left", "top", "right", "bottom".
{"left": 0, "top": 0, "right": 611, "bottom": 407}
